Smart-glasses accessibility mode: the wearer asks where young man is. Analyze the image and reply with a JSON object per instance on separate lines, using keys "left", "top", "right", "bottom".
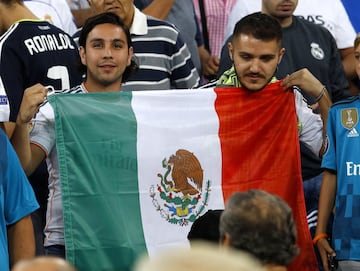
{"left": 201, "top": 12, "right": 330, "bottom": 271}
{"left": 218, "top": 3, "right": 343, "bottom": 256}
{"left": 0, "top": 128, "right": 39, "bottom": 271}
{"left": 12, "top": 11, "right": 137, "bottom": 258}
{"left": 217, "top": 12, "right": 331, "bottom": 158}
{"left": 220, "top": 189, "right": 298, "bottom": 271}
{"left": 315, "top": 35, "right": 360, "bottom": 271}
{"left": 86, "top": 0, "right": 200, "bottom": 90}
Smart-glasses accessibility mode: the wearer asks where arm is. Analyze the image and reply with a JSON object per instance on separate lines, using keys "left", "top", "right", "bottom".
{"left": 71, "top": 8, "right": 96, "bottom": 28}
{"left": 11, "top": 84, "right": 48, "bottom": 174}
{"left": 7, "top": 215, "right": 35, "bottom": 267}
{"left": 198, "top": 45, "right": 219, "bottom": 79}
{"left": 281, "top": 68, "right": 332, "bottom": 156}
{"left": 315, "top": 170, "right": 337, "bottom": 271}
{"left": 137, "top": 0, "right": 175, "bottom": 20}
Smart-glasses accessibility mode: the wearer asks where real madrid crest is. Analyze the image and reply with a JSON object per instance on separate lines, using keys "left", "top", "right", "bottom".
{"left": 341, "top": 108, "right": 359, "bottom": 137}
{"left": 310, "top": 42, "right": 324, "bottom": 60}
{"left": 150, "top": 149, "right": 211, "bottom": 226}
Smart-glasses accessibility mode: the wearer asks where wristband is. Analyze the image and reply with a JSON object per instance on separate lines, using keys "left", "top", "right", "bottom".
{"left": 313, "top": 233, "right": 328, "bottom": 245}
{"left": 315, "top": 86, "right": 326, "bottom": 102}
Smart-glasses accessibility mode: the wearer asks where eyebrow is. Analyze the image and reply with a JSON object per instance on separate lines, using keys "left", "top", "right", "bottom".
{"left": 89, "top": 38, "right": 126, "bottom": 44}
{"left": 239, "top": 52, "right": 276, "bottom": 58}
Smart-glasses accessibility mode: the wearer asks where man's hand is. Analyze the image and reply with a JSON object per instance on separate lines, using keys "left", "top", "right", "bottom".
{"left": 280, "top": 68, "right": 324, "bottom": 99}
{"left": 198, "top": 45, "right": 219, "bottom": 79}
{"left": 317, "top": 238, "right": 336, "bottom": 271}
{"left": 16, "top": 84, "right": 47, "bottom": 126}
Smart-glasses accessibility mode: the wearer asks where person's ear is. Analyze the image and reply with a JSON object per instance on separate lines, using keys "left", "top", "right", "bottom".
{"left": 278, "top": 47, "right": 285, "bottom": 65}
{"left": 79, "top": 46, "right": 87, "bottom": 66}
{"left": 228, "top": 42, "right": 233, "bottom": 62}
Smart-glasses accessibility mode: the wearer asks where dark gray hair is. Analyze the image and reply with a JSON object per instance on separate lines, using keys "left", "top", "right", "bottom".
{"left": 219, "top": 189, "right": 299, "bottom": 267}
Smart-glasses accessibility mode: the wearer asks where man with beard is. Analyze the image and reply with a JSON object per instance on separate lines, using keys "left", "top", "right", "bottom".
{"left": 217, "top": 12, "right": 330, "bottom": 160}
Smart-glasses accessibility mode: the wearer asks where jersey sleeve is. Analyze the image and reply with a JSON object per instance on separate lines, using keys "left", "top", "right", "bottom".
{"left": 295, "top": 90, "right": 323, "bottom": 157}
{"left": 30, "top": 102, "right": 56, "bottom": 155}
{"left": 3, "top": 132, "right": 39, "bottom": 225}
{"left": 0, "top": 45, "right": 26, "bottom": 122}
{"left": 321, "top": 106, "right": 337, "bottom": 171}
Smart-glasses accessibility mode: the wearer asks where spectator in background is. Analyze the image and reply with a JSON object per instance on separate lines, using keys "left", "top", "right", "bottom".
{"left": 220, "top": 190, "right": 299, "bottom": 271}
{"left": 192, "top": 0, "right": 237, "bottom": 58}
{"left": 87, "top": 0, "right": 200, "bottom": 90}
{"left": 224, "top": 0, "right": 358, "bottom": 95}
{"left": 24, "top": 0, "right": 78, "bottom": 35}
{"left": 133, "top": 0, "right": 218, "bottom": 80}
{"left": 0, "top": 128, "right": 39, "bottom": 271}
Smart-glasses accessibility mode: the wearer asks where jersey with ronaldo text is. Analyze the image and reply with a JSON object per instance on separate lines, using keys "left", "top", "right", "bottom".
{"left": 0, "top": 20, "right": 82, "bottom": 122}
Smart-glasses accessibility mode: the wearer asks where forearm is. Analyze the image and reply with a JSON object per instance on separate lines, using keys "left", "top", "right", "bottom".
{"left": 10, "top": 121, "right": 32, "bottom": 172}
{"left": 71, "top": 8, "right": 96, "bottom": 28}
{"left": 316, "top": 170, "right": 337, "bottom": 234}
{"left": 317, "top": 86, "right": 332, "bottom": 156}
{"left": 7, "top": 215, "right": 35, "bottom": 267}
{"left": 140, "top": 0, "right": 175, "bottom": 20}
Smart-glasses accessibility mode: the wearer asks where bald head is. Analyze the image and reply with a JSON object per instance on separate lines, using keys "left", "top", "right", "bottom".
{"left": 11, "top": 256, "right": 77, "bottom": 271}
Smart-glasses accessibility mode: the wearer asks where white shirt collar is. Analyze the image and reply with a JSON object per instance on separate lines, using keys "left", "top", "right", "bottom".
{"left": 130, "top": 6, "right": 148, "bottom": 35}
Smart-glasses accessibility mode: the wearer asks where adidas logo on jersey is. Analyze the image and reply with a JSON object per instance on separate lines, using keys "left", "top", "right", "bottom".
{"left": 348, "top": 127, "right": 359, "bottom": 138}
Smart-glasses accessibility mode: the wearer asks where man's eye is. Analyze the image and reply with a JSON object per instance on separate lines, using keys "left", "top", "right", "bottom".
{"left": 92, "top": 43, "right": 103, "bottom": 48}
{"left": 355, "top": 54, "right": 360, "bottom": 60}
{"left": 240, "top": 55, "right": 251, "bottom": 60}
{"left": 114, "top": 43, "right": 123, "bottom": 49}
{"left": 261, "top": 57, "right": 273, "bottom": 62}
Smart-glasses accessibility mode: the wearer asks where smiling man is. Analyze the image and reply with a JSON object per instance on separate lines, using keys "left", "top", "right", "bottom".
{"left": 85, "top": 0, "right": 200, "bottom": 90}
{"left": 11, "top": 12, "right": 137, "bottom": 258}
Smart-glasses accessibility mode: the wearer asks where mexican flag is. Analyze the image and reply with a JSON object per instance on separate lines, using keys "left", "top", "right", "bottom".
{"left": 49, "top": 82, "right": 318, "bottom": 271}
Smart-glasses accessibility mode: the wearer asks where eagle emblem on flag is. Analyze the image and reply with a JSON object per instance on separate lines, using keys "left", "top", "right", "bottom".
{"left": 150, "top": 149, "right": 211, "bottom": 226}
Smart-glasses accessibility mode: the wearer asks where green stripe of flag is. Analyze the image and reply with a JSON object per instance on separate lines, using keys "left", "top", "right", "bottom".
{"left": 50, "top": 92, "right": 147, "bottom": 271}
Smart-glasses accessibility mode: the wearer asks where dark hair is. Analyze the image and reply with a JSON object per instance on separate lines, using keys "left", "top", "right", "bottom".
{"left": 0, "top": 0, "right": 23, "bottom": 5}
{"left": 219, "top": 189, "right": 298, "bottom": 267}
{"left": 355, "top": 33, "right": 360, "bottom": 49}
{"left": 78, "top": 12, "right": 138, "bottom": 82}
{"left": 187, "top": 209, "right": 223, "bottom": 244}
{"left": 232, "top": 12, "right": 282, "bottom": 47}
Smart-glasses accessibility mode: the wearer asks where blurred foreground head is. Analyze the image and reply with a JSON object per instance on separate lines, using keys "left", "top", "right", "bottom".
{"left": 11, "top": 256, "right": 77, "bottom": 271}
{"left": 220, "top": 189, "right": 299, "bottom": 267}
{"left": 134, "top": 242, "right": 264, "bottom": 271}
